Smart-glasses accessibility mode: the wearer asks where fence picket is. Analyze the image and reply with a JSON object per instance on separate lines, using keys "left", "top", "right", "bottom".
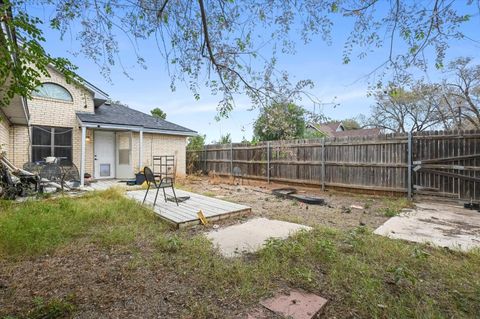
{"left": 187, "top": 130, "right": 480, "bottom": 200}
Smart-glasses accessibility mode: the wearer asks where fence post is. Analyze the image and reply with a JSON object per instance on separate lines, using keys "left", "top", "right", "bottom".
{"left": 321, "top": 137, "right": 325, "bottom": 191}
{"left": 407, "top": 132, "right": 413, "bottom": 199}
{"left": 203, "top": 147, "right": 207, "bottom": 173}
{"left": 267, "top": 141, "right": 270, "bottom": 183}
{"left": 230, "top": 143, "right": 233, "bottom": 176}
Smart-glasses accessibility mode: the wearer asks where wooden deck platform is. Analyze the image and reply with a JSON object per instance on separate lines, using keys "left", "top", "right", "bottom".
{"left": 127, "top": 189, "right": 251, "bottom": 228}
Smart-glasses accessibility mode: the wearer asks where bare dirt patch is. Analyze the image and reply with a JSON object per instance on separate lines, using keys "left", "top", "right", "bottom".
{"left": 179, "top": 176, "right": 405, "bottom": 230}
{"left": 4, "top": 180, "right": 474, "bottom": 319}
{"left": 0, "top": 242, "right": 251, "bottom": 319}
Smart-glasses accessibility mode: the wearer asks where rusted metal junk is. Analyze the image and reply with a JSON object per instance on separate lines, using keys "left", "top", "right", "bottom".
{"left": 0, "top": 155, "right": 80, "bottom": 200}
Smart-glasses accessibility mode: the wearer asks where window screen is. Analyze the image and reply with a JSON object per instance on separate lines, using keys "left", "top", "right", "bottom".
{"left": 31, "top": 126, "right": 73, "bottom": 163}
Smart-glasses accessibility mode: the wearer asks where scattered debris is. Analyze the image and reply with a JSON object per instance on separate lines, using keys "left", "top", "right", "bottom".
{"left": 464, "top": 202, "right": 480, "bottom": 211}
{"left": 185, "top": 176, "right": 401, "bottom": 231}
{"left": 341, "top": 206, "right": 352, "bottom": 214}
{"left": 259, "top": 290, "right": 328, "bottom": 319}
{"left": 272, "top": 188, "right": 297, "bottom": 198}
{"left": 167, "top": 196, "right": 190, "bottom": 203}
{"left": 272, "top": 188, "right": 325, "bottom": 205}
{"left": 289, "top": 194, "right": 325, "bottom": 205}
{"left": 197, "top": 210, "right": 209, "bottom": 225}
{"left": 350, "top": 204, "right": 364, "bottom": 210}
{"left": 0, "top": 155, "right": 77, "bottom": 199}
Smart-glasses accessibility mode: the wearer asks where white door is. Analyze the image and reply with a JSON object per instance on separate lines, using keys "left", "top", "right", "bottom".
{"left": 116, "top": 131, "right": 134, "bottom": 179}
{"left": 94, "top": 131, "right": 116, "bottom": 179}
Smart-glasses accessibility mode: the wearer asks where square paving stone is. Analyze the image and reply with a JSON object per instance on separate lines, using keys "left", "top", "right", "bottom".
{"left": 260, "top": 290, "right": 327, "bottom": 319}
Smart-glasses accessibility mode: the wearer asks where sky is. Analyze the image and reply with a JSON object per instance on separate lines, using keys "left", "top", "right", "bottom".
{"left": 26, "top": 2, "right": 480, "bottom": 143}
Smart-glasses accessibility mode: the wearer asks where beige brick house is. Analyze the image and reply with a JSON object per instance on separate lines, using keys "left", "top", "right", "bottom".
{"left": 1, "top": 65, "right": 196, "bottom": 187}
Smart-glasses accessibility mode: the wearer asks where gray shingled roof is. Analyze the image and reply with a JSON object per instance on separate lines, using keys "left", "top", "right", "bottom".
{"left": 331, "top": 127, "right": 381, "bottom": 138}
{"left": 76, "top": 103, "right": 196, "bottom": 134}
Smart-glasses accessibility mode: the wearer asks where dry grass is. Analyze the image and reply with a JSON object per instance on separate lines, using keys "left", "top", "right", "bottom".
{"left": 0, "top": 190, "right": 479, "bottom": 318}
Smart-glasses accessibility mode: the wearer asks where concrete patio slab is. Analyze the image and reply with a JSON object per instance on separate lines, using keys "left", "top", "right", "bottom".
{"left": 206, "top": 217, "right": 311, "bottom": 257}
{"left": 374, "top": 202, "right": 480, "bottom": 251}
{"left": 260, "top": 290, "right": 328, "bottom": 319}
{"left": 245, "top": 306, "right": 272, "bottom": 319}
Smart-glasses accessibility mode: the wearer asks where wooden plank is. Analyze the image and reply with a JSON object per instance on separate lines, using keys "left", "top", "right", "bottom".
{"left": 321, "top": 137, "right": 325, "bottom": 191}
{"left": 269, "top": 140, "right": 408, "bottom": 148}
{"left": 412, "top": 134, "right": 480, "bottom": 140}
{"left": 165, "top": 191, "right": 248, "bottom": 213}
{"left": 413, "top": 153, "right": 480, "bottom": 164}
{"left": 211, "top": 172, "right": 406, "bottom": 192}
{"left": 419, "top": 164, "right": 480, "bottom": 171}
{"left": 185, "top": 130, "right": 479, "bottom": 200}
{"left": 204, "top": 159, "right": 407, "bottom": 167}
{"left": 420, "top": 169, "right": 480, "bottom": 183}
{"left": 407, "top": 132, "right": 412, "bottom": 199}
{"left": 177, "top": 208, "right": 252, "bottom": 229}
{"left": 267, "top": 141, "right": 270, "bottom": 183}
{"left": 126, "top": 189, "right": 251, "bottom": 226}
{"left": 141, "top": 196, "right": 196, "bottom": 221}
{"left": 173, "top": 198, "right": 242, "bottom": 216}
{"left": 181, "top": 191, "right": 250, "bottom": 207}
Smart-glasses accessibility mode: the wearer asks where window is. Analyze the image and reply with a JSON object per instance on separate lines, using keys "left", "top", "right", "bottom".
{"left": 31, "top": 126, "right": 73, "bottom": 163}
{"left": 32, "top": 83, "right": 73, "bottom": 102}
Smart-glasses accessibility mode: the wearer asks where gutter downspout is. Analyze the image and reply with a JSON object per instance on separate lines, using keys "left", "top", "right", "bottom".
{"left": 139, "top": 129, "right": 143, "bottom": 172}
{"left": 80, "top": 125, "right": 86, "bottom": 187}
{"left": 21, "top": 97, "right": 31, "bottom": 161}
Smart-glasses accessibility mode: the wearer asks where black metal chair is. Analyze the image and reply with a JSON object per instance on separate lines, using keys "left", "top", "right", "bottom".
{"left": 142, "top": 166, "right": 178, "bottom": 207}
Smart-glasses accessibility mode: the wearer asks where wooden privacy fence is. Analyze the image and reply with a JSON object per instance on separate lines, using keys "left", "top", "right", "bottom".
{"left": 187, "top": 130, "right": 480, "bottom": 202}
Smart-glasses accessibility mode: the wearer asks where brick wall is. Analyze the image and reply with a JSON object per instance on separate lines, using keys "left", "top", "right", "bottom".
{"left": 9, "top": 65, "right": 95, "bottom": 170}
{"left": 0, "top": 112, "right": 9, "bottom": 156}
{"left": 6, "top": 65, "right": 188, "bottom": 178}
{"left": 132, "top": 132, "right": 187, "bottom": 176}
{"left": 8, "top": 125, "right": 30, "bottom": 167}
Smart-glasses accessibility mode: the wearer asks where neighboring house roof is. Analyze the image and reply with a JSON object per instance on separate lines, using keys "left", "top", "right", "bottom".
{"left": 307, "top": 122, "right": 344, "bottom": 135}
{"left": 76, "top": 103, "right": 197, "bottom": 136}
{"left": 307, "top": 122, "right": 381, "bottom": 138}
{"left": 330, "top": 127, "right": 381, "bottom": 138}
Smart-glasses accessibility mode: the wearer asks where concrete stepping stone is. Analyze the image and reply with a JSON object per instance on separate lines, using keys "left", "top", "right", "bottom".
{"left": 206, "top": 217, "right": 311, "bottom": 257}
{"left": 260, "top": 290, "right": 328, "bottom": 319}
{"left": 374, "top": 202, "right": 480, "bottom": 251}
{"left": 245, "top": 306, "right": 273, "bottom": 319}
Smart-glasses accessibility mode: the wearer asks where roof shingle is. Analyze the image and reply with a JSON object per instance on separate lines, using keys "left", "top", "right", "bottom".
{"left": 77, "top": 103, "right": 196, "bottom": 134}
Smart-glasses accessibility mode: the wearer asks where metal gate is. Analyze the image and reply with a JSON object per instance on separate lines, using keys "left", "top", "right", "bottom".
{"left": 412, "top": 130, "right": 480, "bottom": 202}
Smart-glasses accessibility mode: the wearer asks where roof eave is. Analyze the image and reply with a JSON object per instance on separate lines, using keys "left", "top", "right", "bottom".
{"left": 77, "top": 119, "right": 197, "bottom": 136}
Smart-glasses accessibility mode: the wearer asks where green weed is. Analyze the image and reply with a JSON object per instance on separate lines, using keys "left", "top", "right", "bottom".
{"left": 13, "top": 296, "right": 77, "bottom": 319}
{"left": 1, "top": 191, "right": 479, "bottom": 318}
{"left": 382, "top": 197, "right": 413, "bottom": 217}
{"left": 0, "top": 189, "right": 163, "bottom": 258}
{"left": 202, "top": 191, "right": 216, "bottom": 197}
